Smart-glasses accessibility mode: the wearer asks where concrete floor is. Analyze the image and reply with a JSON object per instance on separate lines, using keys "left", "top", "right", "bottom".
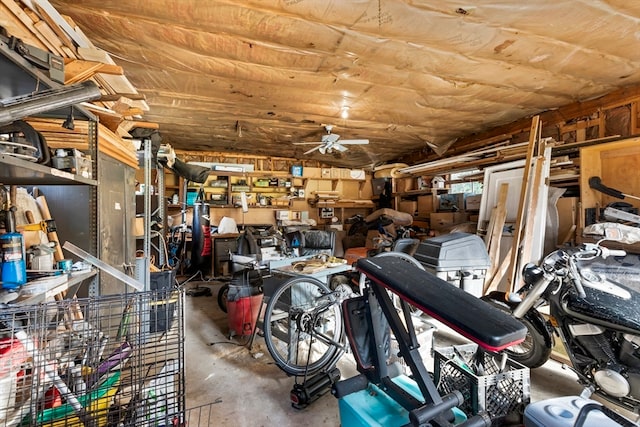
{"left": 182, "top": 279, "right": 635, "bottom": 426}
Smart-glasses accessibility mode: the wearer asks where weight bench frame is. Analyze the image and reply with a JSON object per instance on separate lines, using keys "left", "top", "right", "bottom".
{"left": 335, "top": 256, "right": 526, "bottom": 427}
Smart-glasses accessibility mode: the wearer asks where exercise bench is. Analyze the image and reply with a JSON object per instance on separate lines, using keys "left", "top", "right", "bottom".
{"left": 333, "top": 255, "right": 527, "bottom": 427}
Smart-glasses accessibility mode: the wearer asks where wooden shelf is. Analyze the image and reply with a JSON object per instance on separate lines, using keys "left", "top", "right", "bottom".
{"left": 393, "top": 188, "right": 449, "bottom": 197}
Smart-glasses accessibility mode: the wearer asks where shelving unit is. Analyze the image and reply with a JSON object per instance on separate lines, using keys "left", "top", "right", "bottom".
{"left": 0, "top": 36, "right": 103, "bottom": 296}
{"left": 162, "top": 165, "right": 375, "bottom": 228}
{"left": 185, "top": 171, "right": 298, "bottom": 208}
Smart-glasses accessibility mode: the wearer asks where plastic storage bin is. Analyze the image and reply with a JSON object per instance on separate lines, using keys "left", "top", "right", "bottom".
{"left": 524, "top": 396, "right": 625, "bottom": 427}
{"left": 434, "top": 343, "right": 530, "bottom": 425}
{"left": 338, "top": 374, "right": 467, "bottom": 427}
{"left": 414, "top": 232, "right": 490, "bottom": 297}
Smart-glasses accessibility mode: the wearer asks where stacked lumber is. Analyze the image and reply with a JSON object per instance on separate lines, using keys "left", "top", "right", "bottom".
{"left": 26, "top": 117, "right": 138, "bottom": 168}
{"left": 97, "top": 124, "right": 138, "bottom": 169}
{"left": 27, "top": 117, "right": 90, "bottom": 150}
{"left": 399, "top": 133, "right": 617, "bottom": 185}
{"left": 2, "top": 0, "right": 153, "bottom": 168}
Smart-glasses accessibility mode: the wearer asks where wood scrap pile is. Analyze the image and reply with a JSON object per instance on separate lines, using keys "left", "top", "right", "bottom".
{"left": 2, "top": 0, "right": 154, "bottom": 169}
{"left": 483, "top": 116, "right": 555, "bottom": 294}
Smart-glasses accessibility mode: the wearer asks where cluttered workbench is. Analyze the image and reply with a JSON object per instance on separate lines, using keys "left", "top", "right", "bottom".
{"left": 271, "top": 256, "right": 351, "bottom": 281}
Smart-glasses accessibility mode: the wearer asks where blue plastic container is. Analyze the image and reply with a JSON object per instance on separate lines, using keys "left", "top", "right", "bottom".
{"left": 338, "top": 375, "right": 467, "bottom": 427}
{"left": 0, "top": 232, "right": 26, "bottom": 290}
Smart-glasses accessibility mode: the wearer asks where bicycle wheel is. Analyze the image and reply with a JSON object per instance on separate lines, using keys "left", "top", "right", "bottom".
{"left": 262, "top": 276, "right": 345, "bottom": 376}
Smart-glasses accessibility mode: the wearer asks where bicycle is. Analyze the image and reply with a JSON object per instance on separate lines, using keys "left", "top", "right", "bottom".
{"left": 261, "top": 251, "right": 425, "bottom": 377}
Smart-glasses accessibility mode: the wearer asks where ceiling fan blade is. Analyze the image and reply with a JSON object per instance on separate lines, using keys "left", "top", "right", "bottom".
{"left": 322, "top": 133, "right": 340, "bottom": 144}
{"left": 293, "top": 141, "right": 323, "bottom": 145}
{"left": 303, "top": 145, "right": 322, "bottom": 155}
{"left": 339, "top": 139, "right": 369, "bottom": 145}
{"left": 334, "top": 143, "right": 349, "bottom": 152}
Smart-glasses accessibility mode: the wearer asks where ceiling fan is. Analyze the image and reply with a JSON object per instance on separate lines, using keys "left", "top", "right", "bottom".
{"left": 294, "top": 125, "right": 369, "bottom": 155}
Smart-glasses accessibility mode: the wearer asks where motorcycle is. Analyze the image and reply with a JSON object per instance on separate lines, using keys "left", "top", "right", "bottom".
{"left": 483, "top": 222, "right": 640, "bottom": 412}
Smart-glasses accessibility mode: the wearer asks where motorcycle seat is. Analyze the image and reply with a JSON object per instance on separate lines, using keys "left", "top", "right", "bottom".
{"left": 356, "top": 256, "right": 527, "bottom": 352}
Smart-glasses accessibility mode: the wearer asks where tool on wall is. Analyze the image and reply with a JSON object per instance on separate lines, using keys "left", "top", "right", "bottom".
{"left": 589, "top": 176, "right": 640, "bottom": 201}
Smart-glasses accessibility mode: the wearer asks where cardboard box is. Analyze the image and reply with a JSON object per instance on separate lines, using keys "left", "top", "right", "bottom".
{"left": 134, "top": 217, "right": 144, "bottom": 237}
{"left": 321, "top": 168, "right": 332, "bottom": 178}
{"left": 303, "top": 167, "right": 322, "bottom": 178}
{"left": 275, "top": 210, "right": 290, "bottom": 220}
{"left": 397, "top": 200, "right": 418, "bottom": 215}
{"left": 417, "top": 195, "right": 434, "bottom": 215}
{"left": 331, "top": 168, "right": 343, "bottom": 179}
{"left": 397, "top": 177, "right": 415, "bottom": 192}
{"left": 465, "top": 194, "right": 482, "bottom": 211}
{"left": 430, "top": 212, "right": 469, "bottom": 231}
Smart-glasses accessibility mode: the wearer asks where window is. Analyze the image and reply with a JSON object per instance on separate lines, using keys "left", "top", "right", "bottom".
{"left": 449, "top": 170, "right": 483, "bottom": 194}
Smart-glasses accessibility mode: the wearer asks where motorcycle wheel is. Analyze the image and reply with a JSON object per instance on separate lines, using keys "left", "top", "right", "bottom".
{"left": 481, "top": 296, "right": 551, "bottom": 368}
{"left": 217, "top": 283, "right": 229, "bottom": 313}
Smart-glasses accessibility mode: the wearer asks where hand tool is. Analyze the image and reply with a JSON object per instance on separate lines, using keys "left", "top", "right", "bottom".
{"left": 589, "top": 176, "right": 640, "bottom": 201}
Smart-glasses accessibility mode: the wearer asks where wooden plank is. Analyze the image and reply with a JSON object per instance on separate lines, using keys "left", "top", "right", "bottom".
{"left": 29, "top": 0, "right": 90, "bottom": 48}
{"left": 560, "top": 225, "right": 577, "bottom": 245}
{"left": 81, "top": 103, "right": 124, "bottom": 132}
{"left": 484, "top": 182, "right": 509, "bottom": 292}
{"left": 516, "top": 156, "right": 545, "bottom": 284}
{"left": 484, "top": 247, "right": 512, "bottom": 295}
{"left": 120, "top": 121, "right": 160, "bottom": 132}
{"left": 32, "top": 20, "right": 65, "bottom": 56}
{"left": 101, "top": 93, "right": 147, "bottom": 102}
{"left": 505, "top": 116, "right": 540, "bottom": 292}
{"left": 32, "top": 1, "right": 76, "bottom": 53}
{"left": 64, "top": 59, "right": 123, "bottom": 84}
{"left": 0, "top": 0, "right": 51, "bottom": 51}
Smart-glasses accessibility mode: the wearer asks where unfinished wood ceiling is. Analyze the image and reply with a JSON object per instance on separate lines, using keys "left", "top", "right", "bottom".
{"left": 49, "top": 0, "right": 640, "bottom": 168}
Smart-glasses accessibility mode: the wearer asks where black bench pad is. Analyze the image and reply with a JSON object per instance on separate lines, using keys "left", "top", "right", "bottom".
{"left": 355, "top": 256, "right": 526, "bottom": 352}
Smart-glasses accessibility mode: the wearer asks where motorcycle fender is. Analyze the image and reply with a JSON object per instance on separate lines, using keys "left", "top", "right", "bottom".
{"left": 484, "top": 291, "right": 554, "bottom": 350}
